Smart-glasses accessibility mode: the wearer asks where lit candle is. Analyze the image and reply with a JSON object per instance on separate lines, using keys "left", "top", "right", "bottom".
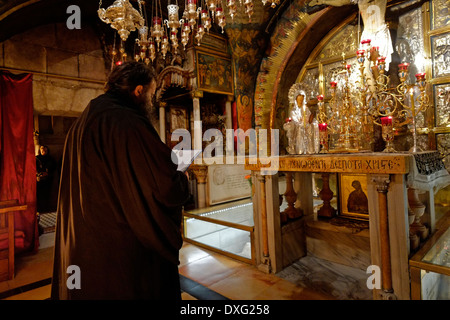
{"left": 381, "top": 116, "right": 392, "bottom": 125}
{"left": 153, "top": 17, "right": 162, "bottom": 25}
{"left": 377, "top": 56, "right": 386, "bottom": 72}
{"left": 398, "top": 63, "right": 410, "bottom": 81}
{"left": 317, "top": 95, "right": 324, "bottom": 101}
{"left": 285, "top": 117, "right": 292, "bottom": 123}
{"left": 415, "top": 72, "right": 426, "bottom": 89}
{"left": 415, "top": 73, "right": 426, "bottom": 81}
{"left": 356, "top": 49, "right": 365, "bottom": 64}
{"left": 398, "top": 62, "right": 410, "bottom": 71}
{"left": 319, "top": 123, "right": 328, "bottom": 132}
{"left": 410, "top": 88, "right": 415, "bottom": 114}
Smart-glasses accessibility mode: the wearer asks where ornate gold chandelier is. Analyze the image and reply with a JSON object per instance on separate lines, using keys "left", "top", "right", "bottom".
{"left": 98, "top": 0, "right": 282, "bottom": 65}
{"left": 98, "top": 0, "right": 145, "bottom": 42}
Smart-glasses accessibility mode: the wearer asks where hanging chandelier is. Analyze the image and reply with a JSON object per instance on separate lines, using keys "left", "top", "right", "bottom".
{"left": 98, "top": 0, "right": 281, "bottom": 65}
{"left": 97, "top": 0, "right": 145, "bottom": 42}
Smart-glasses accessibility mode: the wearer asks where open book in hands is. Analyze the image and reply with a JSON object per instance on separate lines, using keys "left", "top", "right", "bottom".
{"left": 171, "top": 149, "right": 202, "bottom": 172}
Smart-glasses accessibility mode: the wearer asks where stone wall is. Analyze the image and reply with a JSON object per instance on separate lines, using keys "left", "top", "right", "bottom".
{"left": 0, "top": 22, "right": 108, "bottom": 208}
{"left": 0, "top": 22, "right": 107, "bottom": 116}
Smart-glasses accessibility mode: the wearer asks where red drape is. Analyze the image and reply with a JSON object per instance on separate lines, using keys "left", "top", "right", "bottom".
{"left": 0, "top": 71, "right": 38, "bottom": 254}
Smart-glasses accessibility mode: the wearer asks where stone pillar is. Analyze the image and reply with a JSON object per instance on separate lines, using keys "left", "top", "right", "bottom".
{"left": 256, "top": 173, "right": 272, "bottom": 273}
{"left": 258, "top": 174, "right": 269, "bottom": 258}
{"left": 191, "top": 165, "right": 208, "bottom": 209}
{"left": 192, "top": 91, "right": 203, "bottom": 161}
{"left": 371, "top": 174, "right": 396, "bottom": 300}
{"left": 225, "top": 95, "right": 234, "bottom": 156}
{"left": 159, "top": 102, "right": 166, "bottom": 143}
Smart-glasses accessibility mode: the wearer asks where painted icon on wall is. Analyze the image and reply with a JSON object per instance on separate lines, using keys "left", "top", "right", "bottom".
{"left": 196, "top": 52, "right": 233, "bottom": 95}
{"left": 339, "top": 173, "right": 369, "bottom": 220}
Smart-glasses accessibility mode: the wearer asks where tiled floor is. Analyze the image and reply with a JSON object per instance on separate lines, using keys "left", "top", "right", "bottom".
{"left": 0, "top": 232, "right": 334, "bottom": 300}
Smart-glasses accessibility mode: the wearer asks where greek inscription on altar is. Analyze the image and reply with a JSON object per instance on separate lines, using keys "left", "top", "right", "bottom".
{"left": 246, "top": 155, "right": 408, "bottom": 174}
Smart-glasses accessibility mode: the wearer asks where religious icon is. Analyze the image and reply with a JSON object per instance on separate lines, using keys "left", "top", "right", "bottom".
{"left": 339, "top": 173, "right": 369, "bottom": 219}
{"left": 286, "top": 82, "right": 320, "bottom": 154}
{"left": 170, "top": 107, "right": 188, "bottom": 131}
{"left": 196, "top": 51, "right": 233, "bottom": 95}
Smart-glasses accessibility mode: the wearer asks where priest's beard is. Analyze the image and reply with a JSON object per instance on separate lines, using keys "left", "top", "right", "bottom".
{"left": 133, "top": 90, "right": 156, "bottom": 123}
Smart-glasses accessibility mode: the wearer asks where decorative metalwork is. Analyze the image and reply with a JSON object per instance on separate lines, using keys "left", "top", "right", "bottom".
{"left": 431, "top": 0, "right": 450, "bottom": 30}
{"left": 435, "top": 83, "right": 450, "bottom": 127}
{"left": 432, "top": 33, "right": 450, "bottom": 78}
{"left": 317, "top": 38, "right": 431, "bottom": 154}
{"left": 301, "top": 68, "right": 320, "bottom": 98}
{"left": 326, "top": 58, "right": 361, "bottom": 152}
{"left": 313, "top": 25, "right": 359, "bottom": 63}
{"left": 98, "top": 0, "right": 283, "bottom": 65}
{"left": 396, "top": 8, "right": 426, "bottom": 82}
{"left": 370, "top": 61, "right": 430, "bottom": 153}
{"left": 97, "top": 0, "right": 145, "bottom": 42}
{"left": 437, "top": 133, "right": 450, "bottom": 171}
{"left": 323, "top": 57, "right": 359, "bottom": 99}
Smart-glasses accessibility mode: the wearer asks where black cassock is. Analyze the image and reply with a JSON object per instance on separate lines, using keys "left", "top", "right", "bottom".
{"left": 51, "top": 92, "right": 190, "bottom": 300}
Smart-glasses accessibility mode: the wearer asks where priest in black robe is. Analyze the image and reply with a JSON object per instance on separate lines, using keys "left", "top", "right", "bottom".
{"left": 51, "top": 61, "right": 190, "bottom": 300}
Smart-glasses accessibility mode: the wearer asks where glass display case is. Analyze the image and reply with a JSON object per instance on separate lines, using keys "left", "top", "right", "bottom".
{"left": 182, "top": 199, "right": 255, "bottom": 263}
{"left": 182, "top": 174, "right": 330, "bottom": 265}
{"left": 409, "top": 214, "right": 450, "bottom": 300}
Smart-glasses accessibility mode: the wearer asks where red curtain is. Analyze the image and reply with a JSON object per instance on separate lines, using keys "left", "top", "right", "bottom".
{"left": 0, "top": 71, "right": 38, "bottom": 254}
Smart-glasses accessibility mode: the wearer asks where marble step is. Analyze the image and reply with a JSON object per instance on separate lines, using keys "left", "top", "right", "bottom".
{"left": 305, "top": 215, "right": 371, "bottom": 271}
{"left": 276, "top": 254, "right": 373, "bottom": 300}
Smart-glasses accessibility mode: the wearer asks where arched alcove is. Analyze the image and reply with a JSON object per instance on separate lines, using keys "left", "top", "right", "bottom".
{"left": 254, "top": 2, "right": 355, "bottom": 135}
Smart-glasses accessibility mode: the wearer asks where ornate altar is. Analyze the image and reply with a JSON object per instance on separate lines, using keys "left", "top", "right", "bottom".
{"left": 156, "top": 32, "right": 234, "bottom": 155}
{"left": 245, "top": 150, "right": 450, "bottom": 300}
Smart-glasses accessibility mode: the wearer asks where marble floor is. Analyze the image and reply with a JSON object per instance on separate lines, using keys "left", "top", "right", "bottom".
{"left": 276, "top": 255, "right": 373, "bottom": 300}
{"left": 0, "top": 231, "right": 337, "bottom": 301}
